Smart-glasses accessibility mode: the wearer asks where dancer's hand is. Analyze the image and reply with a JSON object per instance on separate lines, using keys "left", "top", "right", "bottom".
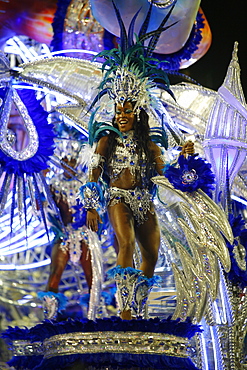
{"left": 180, "top": 140, "right": 195, "bottom": 157}
{"left": 86, "top": 209, "right": 102, "bottom": 232}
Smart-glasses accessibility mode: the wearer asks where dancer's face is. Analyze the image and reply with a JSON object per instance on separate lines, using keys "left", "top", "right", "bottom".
{"left": 115, "top": 101, "right": 135, "bottom": 133}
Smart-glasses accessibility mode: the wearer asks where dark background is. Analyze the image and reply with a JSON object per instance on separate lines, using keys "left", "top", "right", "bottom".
{"left": 185, "top": 0, "right": 246, "bottom": 97}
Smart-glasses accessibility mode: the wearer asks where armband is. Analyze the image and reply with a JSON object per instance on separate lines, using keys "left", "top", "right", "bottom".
{"left": 153, "top": 153, "right": 170, "bottom": 175}
{"left": 89, "top": 154, "right": 105, "bottom": 177}
{"left": 79, "top": 182, "right": 105, "bottom": 212}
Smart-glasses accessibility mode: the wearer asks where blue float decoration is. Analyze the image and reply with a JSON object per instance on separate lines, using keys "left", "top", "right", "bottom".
{"left": 165, "top": 154, "right": 215, "bottom": 196}
{"left": 2, "top": 317, "right": 201, "bottom": 370}
{"left": 226, "top": 214, "right": 247, "bottom": 288}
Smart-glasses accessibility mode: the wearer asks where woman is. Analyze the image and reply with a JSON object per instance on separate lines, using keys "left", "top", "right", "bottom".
{"left": 80, "top": 100, "right": 194, "bottom": 319}
{"left": 38, "top": 155, "right": 93, "bottom": 320}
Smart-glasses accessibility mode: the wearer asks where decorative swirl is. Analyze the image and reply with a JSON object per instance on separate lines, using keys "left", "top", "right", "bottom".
{"left": 0, "top": 88, "right": 39, "bottom": 161}
{"left": 0, "top": 87, "right": 55, "bottom": 175}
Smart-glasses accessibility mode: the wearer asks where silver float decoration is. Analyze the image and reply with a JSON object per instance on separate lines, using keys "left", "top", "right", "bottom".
{"left": 152, "top": 176, "right": 233, "bottom": 322}
{"left": 0, "top": 88, "right": 39, "bottom": 161}
{"left": 203, "top": 42, "right": 247, "bottom": 212}
{"left": 86, "top": 229, "right": 104, "bottom": 321}
{"left": 202, "top": 42, "right": 247, "bottom": 370}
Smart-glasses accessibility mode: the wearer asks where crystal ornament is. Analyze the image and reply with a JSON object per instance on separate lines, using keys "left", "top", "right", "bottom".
{"left": 109, "top": 68, "right": 154, "bottom": 113}
{"left": 203, "top": 42, "right": 247, "bottom": 211}
{"left": 0, "top": 89, "right": 39, "bottom": 161}
{"left": 181, "top": 169, "right": 198, "bottom": 184}
{"left": 109, "top": 267, "right": 141, "bottom": 313}
{"left": 43, "top": 295, "right": 59, "bottom": 320}
{"left": 6, "top": 129, "right": 16, "bottom": 146}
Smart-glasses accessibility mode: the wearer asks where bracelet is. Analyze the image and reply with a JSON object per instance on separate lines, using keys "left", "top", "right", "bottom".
{"left": 79, "top": 182, "right": 105, "bottom": 211}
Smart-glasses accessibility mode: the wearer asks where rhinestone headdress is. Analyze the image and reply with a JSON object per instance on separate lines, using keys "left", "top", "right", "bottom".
{"left": 108, "top": 68, "right": 153, "bottom": 110}
{"left": 90, "top": 2, "right": 176, "bottom": 114}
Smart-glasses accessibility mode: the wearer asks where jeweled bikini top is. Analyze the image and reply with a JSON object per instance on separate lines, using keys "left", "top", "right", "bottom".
{"left": 107, "top": 130, "right": 147, "bottom": 183}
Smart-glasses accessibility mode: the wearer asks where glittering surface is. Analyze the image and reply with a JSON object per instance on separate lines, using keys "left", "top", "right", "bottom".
{"left": 19, "top": 57, "right": 101, "bottom": 107}
{"left": 108, "top": 187, "right": 152, "bottom": 225}
{"left": 0, "top": 90, "right": 39, "bottom": 161}
{"left": 12, "top": 341, "right": 43, "bottom": 357}
{"left": 203, "top": 42, "right": 247, "bottom": 211}
{"left": 42, "top": 331, "right": 189, "bottom": 359}
{"left": 152, "top": 175, "right": 233, "bottom": 321}
{"left": 86, "top": 229, "right": 103, "bottom": 320}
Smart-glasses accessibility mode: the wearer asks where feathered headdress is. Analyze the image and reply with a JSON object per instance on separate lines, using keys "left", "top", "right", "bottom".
{"left": 90, "top": 1, "right": 177, "bottom": 115}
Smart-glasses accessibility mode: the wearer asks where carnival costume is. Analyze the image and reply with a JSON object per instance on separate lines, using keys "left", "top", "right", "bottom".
{"left": 79, "top": 3, "right": 180, "bottom": 318}
{"left": 38, "top": 176, "right": 91, "bottom": 320}
{"left": 38, "top": 130, "right": 104, "bottom": 320}
{"left": 78, "top": 2, "right": 230, "bottom": 321}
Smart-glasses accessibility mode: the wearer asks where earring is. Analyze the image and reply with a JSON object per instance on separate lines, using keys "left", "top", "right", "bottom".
{"left": 136, "top": 108, "right": 140, "bottom": 122}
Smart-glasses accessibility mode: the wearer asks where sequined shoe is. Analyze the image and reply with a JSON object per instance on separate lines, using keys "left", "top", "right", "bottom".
{"left": 132, "top": 275, "right": 162, "bottom": 319}
{"left": 37, "top": 291, "right": 68, "bottom": 320}
{"left": 107, "top": 266, "right": 141, "bottom": 316}
{"left": 43, "top": 295, "right": 58, "bottom": 320}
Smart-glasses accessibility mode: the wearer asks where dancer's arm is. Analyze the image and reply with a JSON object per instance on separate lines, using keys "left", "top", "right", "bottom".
{"left": 82, "top": 136, "right": 109, "bottom": 232}
{"left": 151, "top": 140, "right": 195, "bottom": 175}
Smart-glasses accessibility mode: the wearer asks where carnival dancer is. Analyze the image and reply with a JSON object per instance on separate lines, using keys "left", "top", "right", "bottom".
{"left": 82, "top": 97, "right": 195, "bottom": 320}
{"left": 78, "top": 2, "right": 196, "bottom": 320}
{"left": 38, "top": 128, "right": 103, "bottom": 320}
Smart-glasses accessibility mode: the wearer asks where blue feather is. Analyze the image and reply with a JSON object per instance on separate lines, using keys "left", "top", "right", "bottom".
{"left": 128, "top": 7, "right": 142, "bottom": 47}
{"left": 35, "top": 352, "right": 199, "bottom": 370}
{"left": 50, "top": 0, "right": 71, "bottom": 52}
{"left": 94, "top": 125, "right": 122, "bottom": 141}
{"left": 87, "top": 88, "right": 108, "bottom": 112}
{"left": 107, "top": 265, "right": 142, "bottom": 279}
{"left": 112, "top": 1, "right": 128, "bottom": 54}
{"left": 152, "top": 11, "right": 205, "bottom": 71}
{"left": 2, "top": 316, "right": 202, "bottom": 342}
{"left": 138, "top": 2, "right": 153, "bottom": 42}
{"left": 147, "top": 3, "right": 177, "bottom": 57}
{"left": 226, "top": 214, "right": 247, "bottom": 288}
